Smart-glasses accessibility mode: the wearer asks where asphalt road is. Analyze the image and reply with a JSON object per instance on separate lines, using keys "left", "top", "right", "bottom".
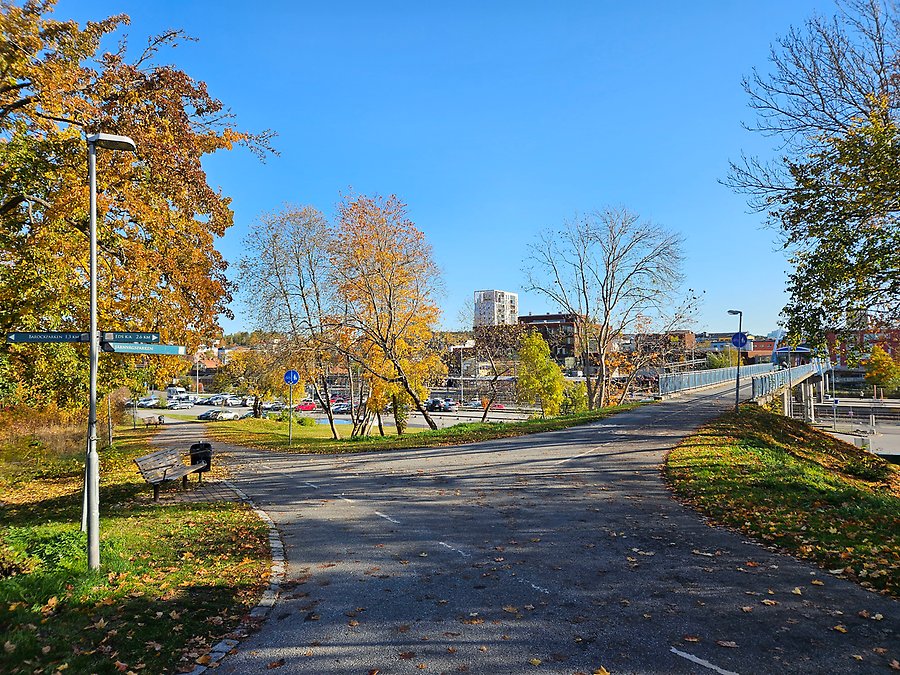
{"left": 207, "top": 383, "right": 898, "bottom": 674}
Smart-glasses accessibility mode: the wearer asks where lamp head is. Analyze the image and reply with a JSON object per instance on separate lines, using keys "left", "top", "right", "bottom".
{"left": 86, "top": 132, "right": 137, "bottom": 152}
{"left": 727, "top": 309, "right": 742, "bottom": 316}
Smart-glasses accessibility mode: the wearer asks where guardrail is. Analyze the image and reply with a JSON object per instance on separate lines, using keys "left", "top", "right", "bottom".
{"left": 658, "top": 362, "right": 775, "bottom": 395}
{"left": 750, "top": 359, "right": 830, "bottom": 400}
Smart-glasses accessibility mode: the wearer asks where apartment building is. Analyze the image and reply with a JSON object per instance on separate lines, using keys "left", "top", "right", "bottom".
{"left": 474, "top": 289, "right": 519, "bottom": 327}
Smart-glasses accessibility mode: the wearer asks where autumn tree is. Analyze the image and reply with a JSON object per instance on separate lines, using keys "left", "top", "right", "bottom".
{"left": 328, "top": 194, "right": 445, "bottom": 430}
{"left": 0, "top": 0, "right": 272, "bottom": 409}
{"left": 516, "top": 331, "right": 565, "bottom": 417}
{"left": 212, "top": 347, "right": 281, "bottom": 417}
{"left": 524, "top": 207, "right": 688, "bottom": 409}
{"left": 238, "top": 205, "right": 344, "bottom": 438}
{"left": 864, "top": 344, "right": 900, "bottom": 394}
{"left": 728, "top": 0, "right": 900, "bottom": 345}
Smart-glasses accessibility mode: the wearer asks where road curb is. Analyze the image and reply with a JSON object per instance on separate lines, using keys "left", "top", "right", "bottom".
{"left": 182, "top": 480, "right": 285, "bottom": 675}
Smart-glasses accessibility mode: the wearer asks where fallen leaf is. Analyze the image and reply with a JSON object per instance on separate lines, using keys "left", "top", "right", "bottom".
{"left": 593, "top": 669, "right": 611, "bottom": 675}
{"left": 114, "top": 662, "right": 128, "bottom": 672}
{"left": 196, "top": 655, "right": 211, "bottom": 665}
{"left": 874, "top": 648, "right": 888, "bottom": 655}
{"left": 3, "top": 641, "right": 14, "bottom": 653}
{"left": 761, "top": 599, "right": 778, "bottom": 606}
{"left": 833, "top": 625, "right": 848, "bottom": 633}
{"left": 890, "top": 660, "right": 900, "bottom": 672}
{"left": 529, "top": 658, "right": 542, "bottom": 666}
{"left": 811, "top": 579, "right": 824, "bottom": 586}
{"left": 873, "top": 613, "right": 884, "bottom": 621}
{"left": 348, "top": 620, "right": 359, "bottom": 627}
{"left": 683, "top": 636, "right": 700, "bottom": 643}
{"left": 791, "top": 588, "right": 803, "bottom": 595}
{"left": 741, "top": 606, "right": 753, "bottom": 613}
{"left": 716, "top": 641, "right": 737, "bottom": 648}
{"left": 399, "top": 652, "right": 416, "bottom": 660}
{"left": 266, "top": 659, "right": 285, "bottom": 669}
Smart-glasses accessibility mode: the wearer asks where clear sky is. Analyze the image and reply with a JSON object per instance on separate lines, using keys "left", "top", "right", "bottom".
{"left": 59, "top": 0, "right": 834, "bottom": 337}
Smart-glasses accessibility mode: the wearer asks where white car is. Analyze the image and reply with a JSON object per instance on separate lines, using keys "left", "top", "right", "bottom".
{"left": 212, "top": 410, "right": 240, "bottom": 421}
{"left": 166, "top": 400, "right": 192, "bottom": 410}
{"left": 224, "top": 396, "right": 243, "bottom": 407}
{"left": 137, "top": 397, "right": 159, "bottom": 408}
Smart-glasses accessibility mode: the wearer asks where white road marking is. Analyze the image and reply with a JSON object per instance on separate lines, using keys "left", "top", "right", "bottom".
{"left": 374, "top": 511, "right": 400, "bottom": 524}
{"left": 670, "top": 647, "right": 740, "bottom": 675}
{"left": 338, "top": 495, "right": 354, "bottom": 504}
{"left": 302, "top": 482, "right": 319, "bottom": 489}
{"left": 438, "top": 541, "right": 471, "bottom": 558}
{"left": 553, "top": 442, "right": 610, "bottom": 465}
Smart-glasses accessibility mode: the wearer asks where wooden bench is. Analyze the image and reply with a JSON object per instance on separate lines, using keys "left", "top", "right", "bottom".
{"left": 134, "top": 447, "right": 209, "bottom": 501}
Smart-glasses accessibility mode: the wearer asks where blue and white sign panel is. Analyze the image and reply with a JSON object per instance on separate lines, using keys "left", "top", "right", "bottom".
{"left": 731, "top": 332, "right": 748, "bottom": 349}
{"left": 284, "top": 369, "right": 300, "bottom": 386}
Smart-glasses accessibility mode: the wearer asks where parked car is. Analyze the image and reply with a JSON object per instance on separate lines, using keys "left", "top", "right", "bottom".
{"left": 137, "top": 397, "right": 159, "bottom": 408}
{"left": 426, "top": 398, "right": 457, "bottom": 412}
{"left": 464, "top": 399, "right": 484, "bottom": 409}
{"left": 295, "top": 400, "right": 317, "bottom": 412}
{"left": 332, "top": 402, "right": 352, "bottom": 414}
{"left": 239, "top": 411, "right": 255, "bottom": 419}
{"left": 166, "top": 399, "right": 192, "bottom": 410}
{"left": 197, "top": 409, "right": 219, "bottom": 420}
{"left": 490, "top": 403, "right": 505, "bottom": 410}
{"left": 224, "top": 396, "right": 243, "bottom": 407}
{"left": 212, "top": 410, "right": 240, "bottom": 421}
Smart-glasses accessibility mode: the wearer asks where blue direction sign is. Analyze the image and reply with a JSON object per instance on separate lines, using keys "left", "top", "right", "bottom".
{"left": 105, "top": 342, "right": 185, "bottom": 355}
{"left": 102, "top": 331, "right": 160, "bottom": 343}
{"left": 7, "top": 331, "right": 88, "bottom": 343}
{"left": 731, "top": 332, "right": 749, "bottom": 349}
{"left": 284, "top": 369, "right": 300, "bottom": 385}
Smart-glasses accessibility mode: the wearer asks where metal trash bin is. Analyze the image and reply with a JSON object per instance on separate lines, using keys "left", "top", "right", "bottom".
{"left": 189, "top": 442, "right": 212, "bottom": 480}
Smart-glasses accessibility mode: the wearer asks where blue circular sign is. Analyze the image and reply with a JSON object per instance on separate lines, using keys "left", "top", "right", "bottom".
{"left": 284, "top": 369, "right": 300, "bottom": 385}
{"left": 731, "top": 332, "right": 748, "bottom": 349}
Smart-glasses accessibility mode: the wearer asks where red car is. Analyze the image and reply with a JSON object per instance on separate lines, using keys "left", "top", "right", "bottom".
{"left": 490, "top": 403, "right": 505, "bottom": 410}
{"left": 294, "top": 400, "right": 317, "bottom": 412}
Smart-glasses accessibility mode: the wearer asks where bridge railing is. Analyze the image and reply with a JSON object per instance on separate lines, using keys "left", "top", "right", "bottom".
{"left": 658, "top": 362, "right": 775, "bottom": 395}
{"left": 750, "top": 359, "right": 830, "bottom": 400}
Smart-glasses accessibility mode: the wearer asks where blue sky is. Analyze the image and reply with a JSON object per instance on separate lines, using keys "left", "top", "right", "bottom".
{"left": 60, "top": 0, "right": 834, "bottom": 336}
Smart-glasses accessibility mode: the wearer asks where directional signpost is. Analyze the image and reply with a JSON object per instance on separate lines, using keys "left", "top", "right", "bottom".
{"left": 731, "top": 332, "right": 748, "bottom": 349}
{"left": 7, "top": 332, "right": 89, "bottom": 343}
{"left": 103, "top": 343, "right": 185, "bottom": 355}
{"left": 284, "top": 369, "right": 300, "bottom": 446}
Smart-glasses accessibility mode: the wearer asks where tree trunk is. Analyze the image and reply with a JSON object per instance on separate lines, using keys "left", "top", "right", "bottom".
{"left": 376, "top": 411, "right": 385, "bottom": 436}
{"left": 313, "top": 378, "right": 340, "bottom": 440}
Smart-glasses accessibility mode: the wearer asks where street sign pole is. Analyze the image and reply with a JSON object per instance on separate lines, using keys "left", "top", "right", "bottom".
{"left": 284, "top": 370, "right": 300, "bottom": 447}
{"left": 85, "top": 139, "right": 100, "bottom": 569}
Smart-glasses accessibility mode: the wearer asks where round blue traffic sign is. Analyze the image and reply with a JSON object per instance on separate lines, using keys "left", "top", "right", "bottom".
{"left": 284, "top": 369, "right": 300, "bottom": 385}
{"left": 731, "top": 332, "right": 748, "bottom": 349}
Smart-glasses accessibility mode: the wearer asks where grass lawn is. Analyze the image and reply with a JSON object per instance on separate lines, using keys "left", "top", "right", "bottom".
{"left": 665, "top": 405, "right": 900, "bottom": 597}
{"left": 203, "top": 403, "right": 644, "bottom": 453}
{"left": 0, "top": 425, "right": 270, "bottom": 674}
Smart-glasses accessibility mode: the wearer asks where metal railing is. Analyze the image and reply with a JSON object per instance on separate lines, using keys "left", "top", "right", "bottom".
{"left": 658, "top": 362, "right": 775, "bottom": 395}
{"left": 750, "top": 359, "right": 830, "bottom": 400}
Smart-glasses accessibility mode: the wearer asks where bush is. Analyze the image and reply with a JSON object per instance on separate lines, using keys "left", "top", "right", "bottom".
{"left": 296, "top": 416, "right": 316, "bottom": 427}
{"left": 5, "top": 526, "right": 86, "bottom": 572}
{"left": 844, "top": 455, "right": 891, "bottom": 482}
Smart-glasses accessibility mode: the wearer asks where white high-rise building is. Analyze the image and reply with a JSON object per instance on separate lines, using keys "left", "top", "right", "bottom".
{"left": 474, "top": 289, "right": 519, "bottom": 327}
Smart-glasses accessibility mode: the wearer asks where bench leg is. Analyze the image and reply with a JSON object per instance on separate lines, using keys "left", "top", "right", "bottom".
{"left": 197, "top": 471, "right": 203, "bottom": 483}
{"left": 182, "top": 475, "right": 188, "bottom": 489}
{"left": 153, "top": 484, "right": 159, "bottom": 501}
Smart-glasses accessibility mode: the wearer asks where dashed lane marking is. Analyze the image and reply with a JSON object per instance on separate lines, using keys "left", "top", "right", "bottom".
{"left": 670, "top": 647, "right": 740, "bottom": 675}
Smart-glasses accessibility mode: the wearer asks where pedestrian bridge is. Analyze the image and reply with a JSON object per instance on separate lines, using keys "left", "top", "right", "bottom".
{"left": 659, "top": 359, "right": 833, "bottom": 420}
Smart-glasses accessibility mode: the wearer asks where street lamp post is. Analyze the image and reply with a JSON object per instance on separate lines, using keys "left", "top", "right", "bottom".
{"left": 85, "top": 132, "right": 136, "bottom": 570}
{"left": 728, "top": 310, "right": 743, "bottom": 414}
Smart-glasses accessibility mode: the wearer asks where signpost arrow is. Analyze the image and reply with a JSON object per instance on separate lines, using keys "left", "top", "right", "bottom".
{"left": 6, "top": 331, "right": 89, "bottom": 343}
{"left": 102, "top": 332, "right": 160, "bottom": 343}
{"left": 104, "top": 343, "right": 185, "bottom": 355}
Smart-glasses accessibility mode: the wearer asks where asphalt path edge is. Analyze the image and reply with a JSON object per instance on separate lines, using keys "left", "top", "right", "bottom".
{"left": 181, "top": 480, "right": 286, "bottom": 675}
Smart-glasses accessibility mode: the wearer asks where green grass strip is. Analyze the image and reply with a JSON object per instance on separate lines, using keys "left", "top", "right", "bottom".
{"left": 665, "top": 405, "right": 900, "bottom": 597}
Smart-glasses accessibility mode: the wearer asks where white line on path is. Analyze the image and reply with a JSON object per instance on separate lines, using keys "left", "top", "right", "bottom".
{"left": 374, "top": 511, "right": 400, "bottom": 524}
{"left": 338, "top": 494, "right": 354, "bottom": 504}
{"left": 670, "top": 647, "right": 740, "bottom": 675}
{"left": 553, "top": 442, "right": 610, "bottom": 465}
{"left": 438, "top": 542, "right": 471, "bottom": 558}
{"left": 302, "top": 482, "right": 319, "bottom": 489}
